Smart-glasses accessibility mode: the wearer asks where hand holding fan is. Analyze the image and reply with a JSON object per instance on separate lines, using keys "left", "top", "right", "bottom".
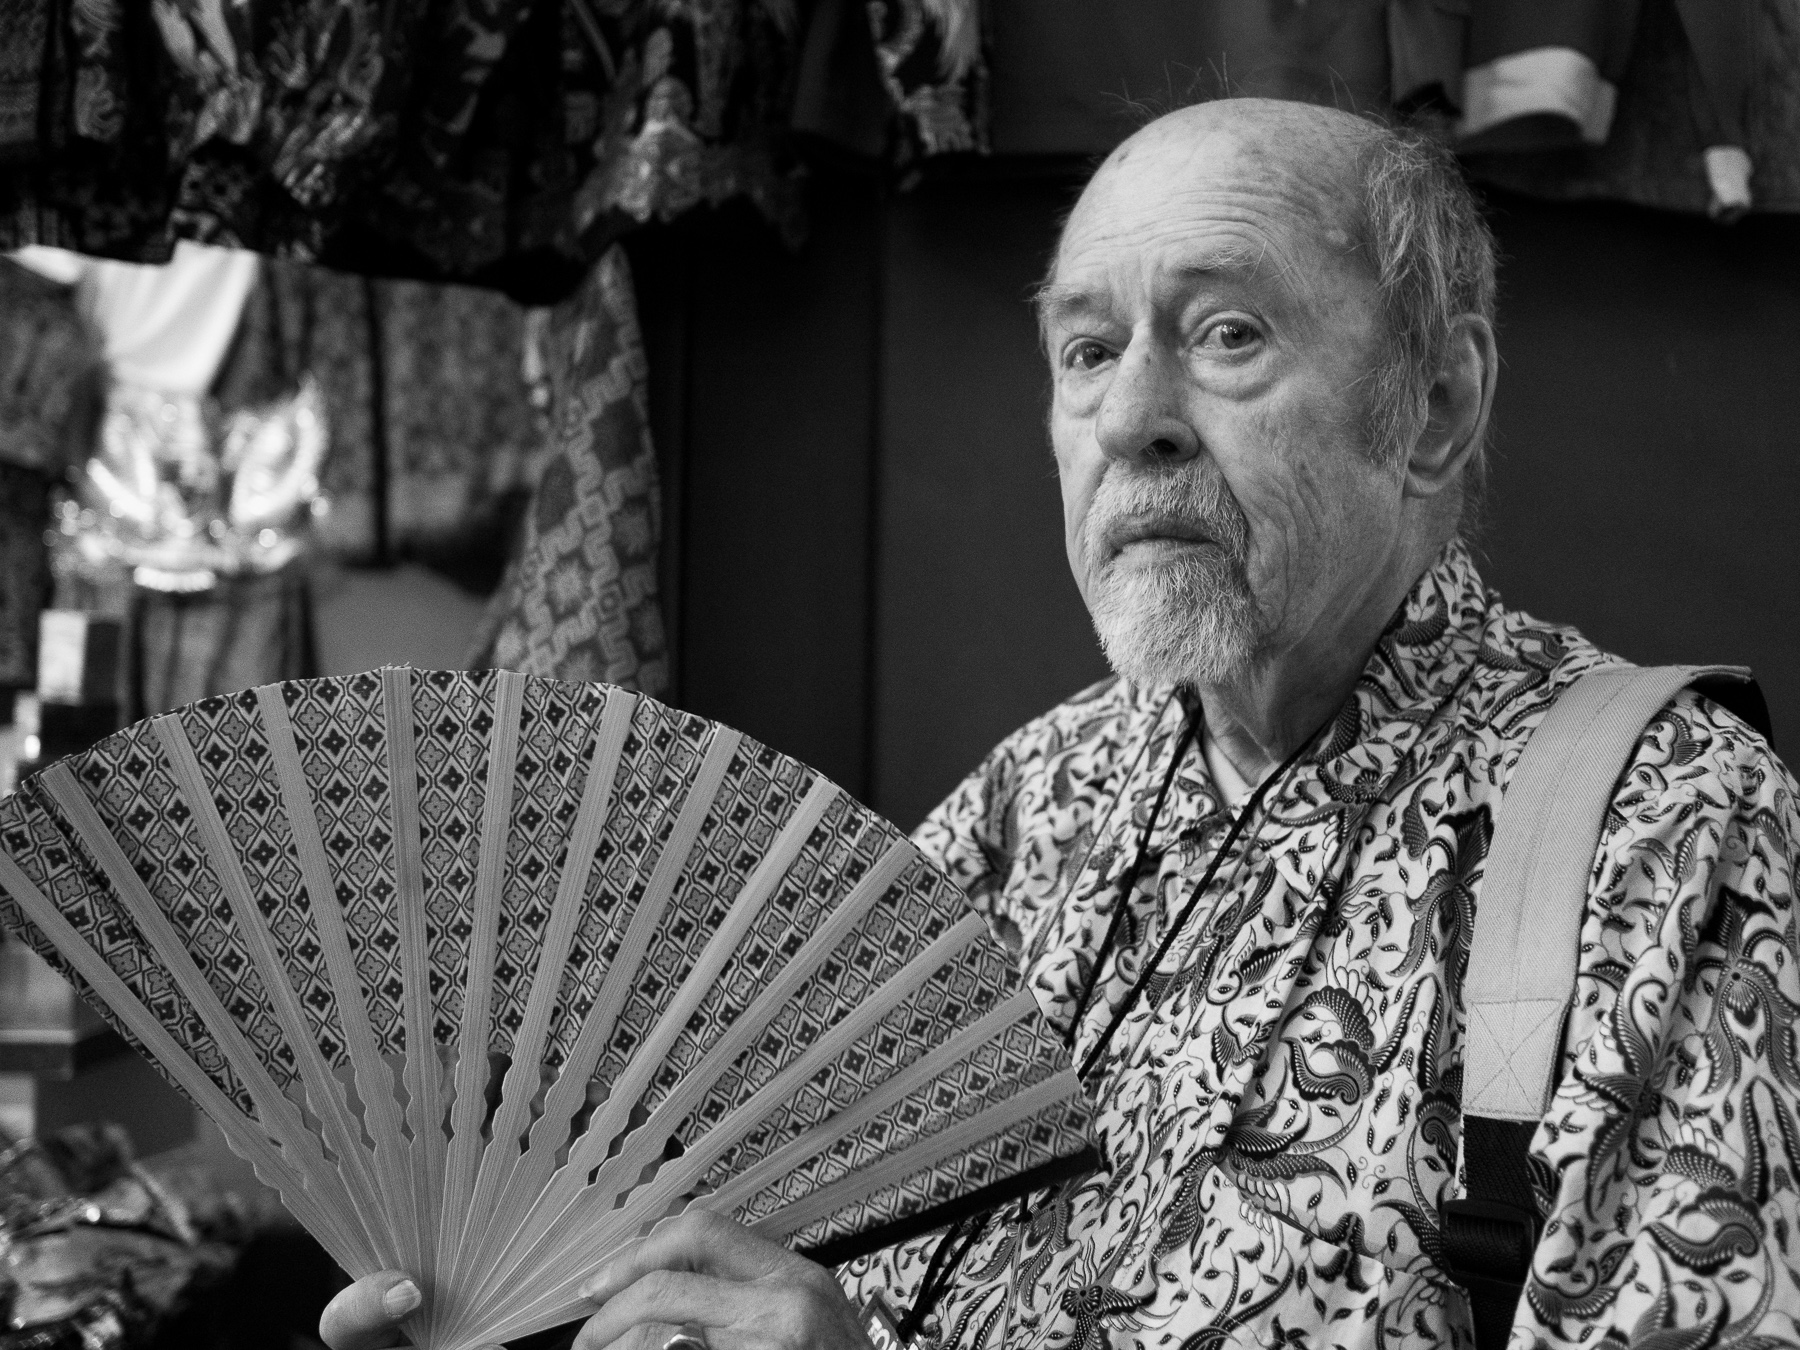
{"left": 0, "top": 669, "right": 1095, "bottom": 1348}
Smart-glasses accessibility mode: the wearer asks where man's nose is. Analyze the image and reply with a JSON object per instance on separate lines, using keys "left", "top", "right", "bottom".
{"left": 1093, "top": 340, "right": 1200, "bottom": 466}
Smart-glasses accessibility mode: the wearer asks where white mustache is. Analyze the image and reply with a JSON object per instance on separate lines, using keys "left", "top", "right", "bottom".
{"left": 1085, "top": 470, "right": 1249, "bottom": 562}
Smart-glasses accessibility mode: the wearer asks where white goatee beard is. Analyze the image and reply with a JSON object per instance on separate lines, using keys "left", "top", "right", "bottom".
{"left": 1082, "top": 469, "right": 1262, "bottom": 688}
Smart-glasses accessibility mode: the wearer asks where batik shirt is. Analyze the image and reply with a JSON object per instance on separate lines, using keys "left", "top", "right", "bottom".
{"left": 838, "top": 540, "right": 1800, "bottom": 1349}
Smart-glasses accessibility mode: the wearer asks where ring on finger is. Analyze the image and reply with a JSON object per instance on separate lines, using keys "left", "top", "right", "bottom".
{"left": 661, "top": 1325, "right": 708, "bottom": 1350}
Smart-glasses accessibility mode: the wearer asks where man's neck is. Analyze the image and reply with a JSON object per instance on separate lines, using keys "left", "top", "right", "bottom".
{"left": 1193, "top": 542, "right": 1444, "bottom": 786}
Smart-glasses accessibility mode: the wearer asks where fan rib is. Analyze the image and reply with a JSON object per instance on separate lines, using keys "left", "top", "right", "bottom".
{"left": 256, "top": 683, "right": 425, "bottom": 1278}
{"left": 667, "top": 987, "right": 1042, "bottom": 1232}
{"left": 442, "top": 690, "right": 636, "bottom": 1315}
{"left": 663, "top": 917, "right": 1009, "bottom": 1220}
{"left": 444, "top": 723, "right": 744, "bottom": 1321}
{"left": 747, "top": 1068, "right": 1084, "bottom": 1243}
{"left": 382, "top": 668, "right": 446, "bottom": 1301}
{"left": 0, "top": 850, "right": 361, "bottom": 1272}
{"left": 467, "top": 798, "right": 906, "bottom": 1334}
{"left": 558, "top": 774, "right": 841, "bottom": 1181}
{"left": 489, "top": 977, "right": 1043, "bottom": 1344}
{"left": 438, "top": 670, "right": 526, "bottom": 1286}
{"left": 38, "top": 762, "right": 374, "bottom": 1269}
{"left": 152, "top": 715, "right": 401, "bottom": 1269}
{"left": 583, "top": 835, "right": 919, "bottom": 1211}
{"left": 475, "top": 771, "right": 833, "bottom": 1314}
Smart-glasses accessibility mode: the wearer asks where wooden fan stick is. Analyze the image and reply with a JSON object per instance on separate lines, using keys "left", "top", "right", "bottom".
{"left": 152, "top": 716, "right": 404, "bottom": 1269}
{"left": 256, "top": 684, "right": 431, "bottom": 1280}
{"left": 443, "top": 723, "right": 744, "bottom": 1307}
{"left": 748, "top": 1070, "right": 1083, "bottom": 1243}
{"left": 679, "top": 987, "right": 1042, "bottom": 1223}
{"left": 590, "top": 834, "right": 921, "bottom": 1205}
{"left": 448, "top": 739, "right": 823, "bottom": 1334}
{"left": 437, "top": 689, "right": 637, "bottom": 1317}
{"left": 0, "top": 850, "right": 365, "bottom": 1272}
{"left": 37, "top": 764, "right": 377, "bottom": 1269}
{"left": 465, "top": 828, "right": 923, "bottom": 1333}
{"left": 437, "top": 669, "right": 525, "bottom": 1296}
{"left": 487, "top": 946, "right": 1041, "bottom": 1343}
{"left": 381, "top": 667, "right": 450, "bottom": 1305}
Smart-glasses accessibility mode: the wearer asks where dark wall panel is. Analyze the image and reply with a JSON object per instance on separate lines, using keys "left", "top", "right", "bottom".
{"left": 871, "top": 181, "right": 1111, "bottom": 829}
{"left": 630, "top": 182, "right": 883, "bottom": 796}
{"left": 1478, "top": 194, "right": 1800, "bottom": 745}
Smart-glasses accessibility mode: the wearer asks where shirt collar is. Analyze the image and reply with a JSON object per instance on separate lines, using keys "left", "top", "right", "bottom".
{"left": 1111, "top": 540, "right": 1499, "bottom": 896}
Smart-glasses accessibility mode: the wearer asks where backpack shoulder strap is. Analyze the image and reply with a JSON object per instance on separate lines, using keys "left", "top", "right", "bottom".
{"left": 1465, "top": 662, "right": 1756, "bottom": 1121}
{"left": 1446, "top": 662, "right": 1760, "bottom": 1349}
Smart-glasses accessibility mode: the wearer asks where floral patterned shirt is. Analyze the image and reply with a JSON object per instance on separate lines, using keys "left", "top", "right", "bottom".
{"left": 838, "top": 540, "right": 1800, "bottom": 1349}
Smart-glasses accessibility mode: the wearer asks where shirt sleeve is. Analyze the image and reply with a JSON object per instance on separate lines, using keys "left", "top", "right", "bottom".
{"left": 1518, "top": 689, "right": 1800, "bottom": 1345}
{"left": 911, "top": 735, "right": 1032, "bottom": 957}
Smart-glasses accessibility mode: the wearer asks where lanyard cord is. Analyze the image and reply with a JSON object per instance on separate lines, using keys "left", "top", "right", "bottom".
{"left": 1062, "top": 710, "right": 1200, "bottom": 1054}
{"left": 900, "top": 708, "right": 1327, "bottom": 1343}
{"left": 1073, "top": 721, "right": 1322, "bottom": 1086}
{"left": 899, "top": 1209, "right": 993, "bottom": 1344}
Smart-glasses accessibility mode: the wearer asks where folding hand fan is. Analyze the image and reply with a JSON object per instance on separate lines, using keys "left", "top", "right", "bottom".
{"left": 0, "top": 669, "right": 1096, "bottom": 1349}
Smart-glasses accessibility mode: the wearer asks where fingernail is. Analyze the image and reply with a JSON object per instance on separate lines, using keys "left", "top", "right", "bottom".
{"left": 383, "top": 1279, "right": 422, "bottom": 1318}
{"left": 577, "top": 1269, "right": 608, "bottom": 1303}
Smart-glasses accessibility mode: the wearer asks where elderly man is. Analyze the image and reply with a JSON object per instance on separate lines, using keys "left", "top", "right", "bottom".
{"left": 326, "top": 98, "right": 1800, "bottom": 1349}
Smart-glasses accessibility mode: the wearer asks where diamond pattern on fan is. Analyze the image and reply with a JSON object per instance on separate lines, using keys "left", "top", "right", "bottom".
{"left": 281, "top": 674, "right": 406, "bottom": 1055}
{"left": 0, "top": 784, "right": 259, "bottom": 1115}
{"left": 487, "top": 678, "right": 612, "bottom": 1056}
{"left": 410, "top": 669, "right": 498, "bottom": 1044}
{"left": 543, "top": 695, "right": 712, "bottom": 1070}
{"left": 586, "top": 732, "right": 813, "bottom": 1090}
{"left": 637, "top": 790, "right": 885, "bottom": 1114}
{"left": 176, "top": 690, "right": 345, "bottom": 1067}
{"left": 669, "top": 848, "right": 948, "bottom": 1162}
{"left": 709, "top": 935, "right": 1021, "bottom": 1213}
{"left": 75, "top": 724, "right": 300, "bottom": 1087}
{"left": 780, "top": 1098, "right": 1098, "bottom": 1253}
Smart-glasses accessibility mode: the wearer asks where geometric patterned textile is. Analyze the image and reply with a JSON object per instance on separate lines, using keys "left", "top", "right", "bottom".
{"left": 476, "top": 248, "right": 668, "bottom": 697}
{"left": 0, "top": 669, "right": 1093, "bottom": 1348}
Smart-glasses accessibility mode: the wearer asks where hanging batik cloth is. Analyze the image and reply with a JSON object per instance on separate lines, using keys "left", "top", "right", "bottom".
{"left": 0, "top": 0, "right": 812, "bottom": 301}
{"left": 0, "top": 257, "right": 103, "bottom": 695}
{"left": 472, "top": 245, "right": 666, "bottom": 693}
{"left": 212, "top": 261, "right": 544, "bottom": 583}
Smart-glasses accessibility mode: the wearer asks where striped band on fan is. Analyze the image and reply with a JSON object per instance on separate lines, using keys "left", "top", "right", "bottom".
{"left": 0, "top": 668, "right": 1096, "bottom": 1350}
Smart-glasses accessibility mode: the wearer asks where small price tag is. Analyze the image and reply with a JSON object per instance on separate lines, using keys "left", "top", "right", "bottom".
{"left": 860, "top": 1292, "right": 910, "bottom": 1349}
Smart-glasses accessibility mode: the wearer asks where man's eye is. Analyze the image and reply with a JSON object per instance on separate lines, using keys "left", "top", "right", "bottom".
{"left": 1065, "top": 341, "right": 1114, "bottom": 371}
{"left": 1201, "top": 320, "right": 1260, "bottom": 351}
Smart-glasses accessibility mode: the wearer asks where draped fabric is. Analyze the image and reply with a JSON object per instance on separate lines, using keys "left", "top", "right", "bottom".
{"left": 0, "top": 255, "right": 102, "bottom": 477}
{"left": 0, "top": 259, "right": 101, "bottom": 698}
{"left": 0, "top": 0, "right": 812, "bottom": 303}
{"left": 212, "top": 260, "right": 543, "bottom": 580}
{"left": 472, "top": 244, "right": 667, "bottom": 694}
{"left": 1460, "top": 0, "right": 1799, "bottom": 218}
{"left": 0, "top": 464, "right": 53, "bottom": 694}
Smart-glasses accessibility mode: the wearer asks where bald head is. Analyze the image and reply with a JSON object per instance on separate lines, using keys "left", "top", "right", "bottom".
{"left": 1060, "top": 99, "right": 1379, "bottom": 278}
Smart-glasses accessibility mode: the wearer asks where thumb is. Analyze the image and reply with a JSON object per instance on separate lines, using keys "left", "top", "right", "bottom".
{"left": 319, "top": 1270, "right": 421, "bottom": 1350}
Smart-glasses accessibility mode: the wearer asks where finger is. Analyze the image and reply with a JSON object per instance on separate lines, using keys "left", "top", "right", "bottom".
{"left": 574, "top": 1270, "right": 752, "bottom": 1349}
{"left": 580, "top": 1210, "right": 797, "bottom": 1303}
{"left": 318, "top": 1270, "right": 421, "bottom": 1350}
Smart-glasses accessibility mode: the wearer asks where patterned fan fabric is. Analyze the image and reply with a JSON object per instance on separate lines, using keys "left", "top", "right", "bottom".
{"left": 0, "top": 669, "right": 1094, "bottom": 1349}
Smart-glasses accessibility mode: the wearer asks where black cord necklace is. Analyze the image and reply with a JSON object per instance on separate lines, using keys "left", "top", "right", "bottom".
{"left": 899, "top": 704, "right": 1323, "bottom": 1344}
{"left": 1070, "top": 713, "right": 1321, "bottom": 1085}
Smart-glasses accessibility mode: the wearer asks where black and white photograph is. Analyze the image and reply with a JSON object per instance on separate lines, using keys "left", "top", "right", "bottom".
{"left": 0, "top": 3, "right": 1794, "bottom": 1347}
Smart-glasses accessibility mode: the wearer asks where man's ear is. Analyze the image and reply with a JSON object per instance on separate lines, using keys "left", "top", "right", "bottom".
{"left": 1403, "top": 314, "right": 1497, "bottom": 500}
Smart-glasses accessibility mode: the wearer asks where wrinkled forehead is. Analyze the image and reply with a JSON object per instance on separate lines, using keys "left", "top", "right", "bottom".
{"left": 1046, "top": 108, "right": 1375, "bottom": 313}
